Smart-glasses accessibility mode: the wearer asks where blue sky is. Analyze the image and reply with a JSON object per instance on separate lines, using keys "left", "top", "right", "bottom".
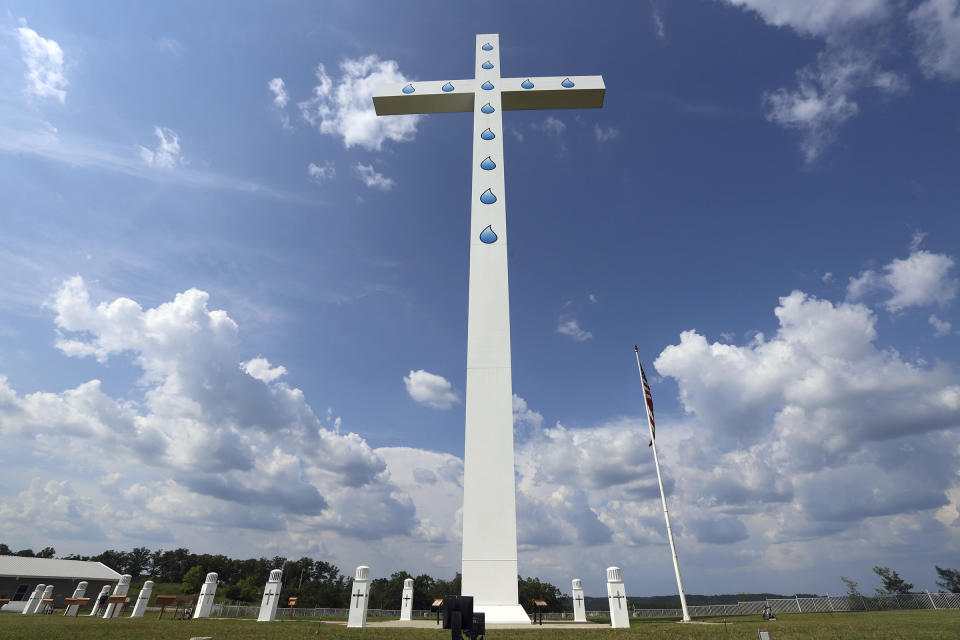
{"left": 2, "top": 0, "right": 960, "bottom": 598}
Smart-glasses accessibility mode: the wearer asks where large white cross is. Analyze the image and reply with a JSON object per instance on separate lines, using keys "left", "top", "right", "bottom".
{"left": 373, "top": 34, "right": 604, "bottom": 624}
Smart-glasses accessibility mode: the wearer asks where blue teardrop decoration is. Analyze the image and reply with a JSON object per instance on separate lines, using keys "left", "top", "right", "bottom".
{"left": 481, "top": 102, "right": 495, "bottom": 114}
{"left": 481, "top": 60, "right": 494, "bottom": 70}
{"left": 521, "top": 79, "right": 534, "bottom": 89}
{"left": 482, "top": 42, "right": 493, "bottom": 51}
{"left": 480, "top": 225, "right": 498, "bottom": 244}
{"left": 442, "top": 82, "right": 454, "bottom": 92}
{"left": 480, "top": 156, "right": 496, "bottom": 170}
{"left": 480, "top": 128, "right": 496, "bottom": 140}
{"left": 561, "top": 78, "right": 575, "bottom": 88}
{"left": 480, "top": 189, "right": 497, "bottom": 205}
{"left": 402, "top": 84, "right": 415, "bottom": 94}
{"left": 481, "top": 80, "right": 494, "bottom": 90}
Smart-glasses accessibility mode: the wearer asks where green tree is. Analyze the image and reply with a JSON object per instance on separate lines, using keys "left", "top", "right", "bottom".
{"left": 935, "top": 565, "right": 960, "bottom": 593}
{"left": 430, "top": 573, "right": 461, "bottom": 601}
{"left": 223, "top": 575, "right": 262, "bottom": 603}
{"left": 840, "top": 576, "right": 863, "bottom": 610}
{"left": 124, "top": 547, "right": 152, "bottom": 577}
{"left": 152, "top": 548, "right": 193, "bottom": 583}
{"left": 412, "top": 573, "right": 437, "bottom": 610}
{"left": 0, "top": 543, "right": 10, "bottom": 555}
{"left": 182, "top": 565, "right": 206, "bottom": 594}
{"left": 14, "top": 548, "right": 34, "bottom": 557}
{"left": 35, "top": 547, "right": 56, "bottom": 558}
{"left": 518, "top": 575, "right": 566, "bottom": 612}
{"left": 873, "top": 566, "right": 914, "bottom": 595}
{"left": 92, "top": 549, "right": 126, "bottom": 572}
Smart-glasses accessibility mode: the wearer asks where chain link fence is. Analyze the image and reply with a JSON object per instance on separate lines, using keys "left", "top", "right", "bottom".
{"left": 631, "top": 592, "right": 960, "bottom": 618}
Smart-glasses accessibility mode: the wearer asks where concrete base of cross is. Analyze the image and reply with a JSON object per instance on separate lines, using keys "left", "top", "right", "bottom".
{"left": 474, "top": 603, "right": 531, "bottom": 624}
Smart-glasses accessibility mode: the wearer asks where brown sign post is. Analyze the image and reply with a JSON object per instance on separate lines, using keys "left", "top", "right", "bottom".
{"left": 530, "top": 599, "right": 547, "bottom": 626}
{"left": 106, "top": 595, "right": 127, "bottom": 617}
{"left": 63, "top": 597, "right": 90, "bottom": 616}
{"left": 155, "top": 594, "right": 177, "bottom": 619}
{"left": 287, "top": 596, "right": 298, "bottom": 617}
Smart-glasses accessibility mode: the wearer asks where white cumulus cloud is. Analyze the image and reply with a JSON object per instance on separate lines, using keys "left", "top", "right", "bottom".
{"left": 307, "top": 161, "right": 335, "bottom": 183}
{"left": 764, "top": 49, "right": 906, "bottom": 162}
{"left": 268, "top": 77, "right": 289, "bottom": 108}
{"left": 594, "top": 124, "right": 620, "bottom": 142}
{"left": 556, "top": 315, "right": 593, "bottom": 342}
{"left": 722, "top": 0, "right": 890, "bottom": 37}
{"left": 299, "top": 56, "right": 422, "bottom": 151}
{"left": 533, "top": 116, "right": 567, "bottom": 137}
{"left": 910, "top": 0, "right": 960, "bottom": 81}
{"left": 355, "top": 163, "right": 395, "bottom": 191}
{"left": 16, "top": 23, "right": 68, "bottom": 102}
{"left": 403, "top": 370, "right": 460, "bottom": 410}
{"left": 930, "top": 314, "right": 953, "bottom": 337}
{"left": 847, "top": 246, "right": 957, "bottom": 311}
{"left": 0, "top": 277, "right": 416, "bottom": 542}
{"left": 241, "top": 357, "right": 287, "bottom": 383}
{"left": 139, "top": 126, "right": 184, "bottom": 169}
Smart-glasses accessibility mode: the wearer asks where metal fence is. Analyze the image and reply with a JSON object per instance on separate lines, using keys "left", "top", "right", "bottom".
{"left": 209, "top": 593, "right": 960, "bottom": 621}
{"left": 631, "top": 592, "right": 960, "bottom": 618}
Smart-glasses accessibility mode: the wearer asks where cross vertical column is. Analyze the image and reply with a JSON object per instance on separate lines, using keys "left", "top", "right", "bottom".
{"left": 461, "top": 33, "right": 526, "bottom": 623}
{"left": 372, "top": 33, "right": 604, "bottom": 626}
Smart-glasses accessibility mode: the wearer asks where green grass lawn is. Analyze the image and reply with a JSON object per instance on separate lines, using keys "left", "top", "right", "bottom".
{"left": 2, "top": 610, "right": 959, "bottom": 639}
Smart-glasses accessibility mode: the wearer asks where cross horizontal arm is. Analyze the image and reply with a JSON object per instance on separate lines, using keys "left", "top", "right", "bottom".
{"left": 373, "top": 79, "right": 476, "bottom": 115}
{"left": 372, "top": 75, "right": 605, "bottom": 116}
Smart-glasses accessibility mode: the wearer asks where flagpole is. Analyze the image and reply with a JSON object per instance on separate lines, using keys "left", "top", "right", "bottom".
{"left": 634, "top": 346, "right": 691, "bottom": 622}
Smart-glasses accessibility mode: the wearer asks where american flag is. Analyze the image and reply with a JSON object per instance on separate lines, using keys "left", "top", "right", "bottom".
{"left": 636, "top": 348, "right": 655, "bottom": 446}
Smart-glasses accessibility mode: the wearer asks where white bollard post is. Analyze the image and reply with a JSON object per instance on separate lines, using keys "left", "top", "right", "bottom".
{"left": 130, "top": 581, "right": 154, "bottom": 618}
{"left": 572, "top": 578, "right": 587, "bottom": 622}
{"left": 21, "top": 584, "right": 44, "bottom": 615}
{"left": 193, "top": 572, "right": 218, "bottom": 619}
{"left": 257, "top": 569, "right": 283, "bottom": 622}
{"left": 606, "top": 567, "right": 630, "bottom": 629}
{"left": 103, "top": 574, "right": 132, "bottom": 618}
{"left": 64, "top": 581, "right": 88, "bottom": 616}
{"left": 400, "top": 578, "right": 414, "bottom": 621}
{"left": 89, "top": 585, "right": 111, "bottom": 616}
{"left": 346, "top": 566, "right": 371, "bottom": 628}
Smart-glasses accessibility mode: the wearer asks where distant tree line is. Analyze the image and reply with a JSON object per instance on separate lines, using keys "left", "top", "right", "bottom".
{"left": 6, "top": 544, "right": 956, "bottom": 609}
{"left": 0, "top": 543, "right": 567, "bottom": 611}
